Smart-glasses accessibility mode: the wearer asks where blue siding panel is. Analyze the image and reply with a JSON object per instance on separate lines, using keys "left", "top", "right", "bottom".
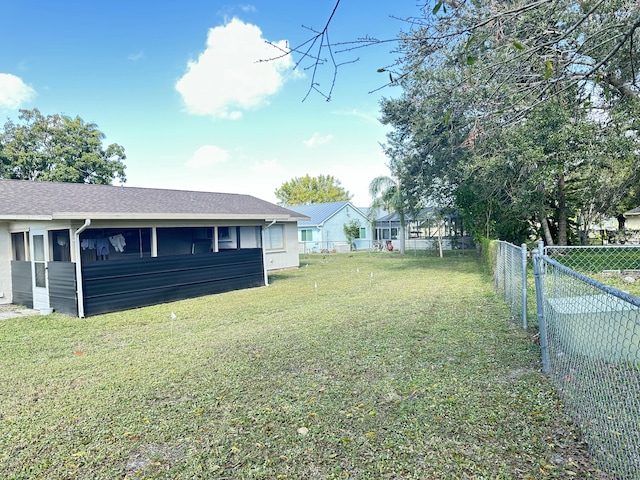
{"left": 48, "top": 262, "right": 78, "bottom": 316}
{"left": 82, "top": 249, "right": 264, "bottom": 316}
{"left": 11, "top": 261, "right": 33, "bottom": 308}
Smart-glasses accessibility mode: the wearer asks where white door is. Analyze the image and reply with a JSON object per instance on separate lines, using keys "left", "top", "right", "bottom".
{"left": 29, "top": 229, "right": 50, "bottom": 310}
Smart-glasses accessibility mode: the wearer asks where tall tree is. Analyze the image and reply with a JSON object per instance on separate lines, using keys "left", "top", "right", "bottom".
{"left": 275, "top": 174, "right": 351, "bottom": 206}
{"left": 0, "top": 108, "right": 126, "bottom": 184}
{"left": 369, "top": 174, "right": 412, "bottom": 254}
{"left": 375, "top": 1, "right": 640, "bottom": 245}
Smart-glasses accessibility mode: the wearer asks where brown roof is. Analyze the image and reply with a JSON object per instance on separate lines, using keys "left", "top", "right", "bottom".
{"left": 0, "top": 179, "right": 308, "bottom": 221}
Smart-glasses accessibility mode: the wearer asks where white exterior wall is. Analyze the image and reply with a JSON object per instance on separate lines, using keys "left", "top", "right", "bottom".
{"left": 0, "top": 223, "right": 12, "bottom": 304}
{"left": 625, "top": 215, "right": 640, "bottom": 231}
{"left": 265, "top": 222, "right": 300, "bottom": 271}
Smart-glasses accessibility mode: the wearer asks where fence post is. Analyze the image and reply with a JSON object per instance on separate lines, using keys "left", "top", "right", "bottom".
{"left": 521, "top": 243, "right": 528, "bottom": 329}
{"left": 533, "top": 243, "right": 551, "bottom": 374}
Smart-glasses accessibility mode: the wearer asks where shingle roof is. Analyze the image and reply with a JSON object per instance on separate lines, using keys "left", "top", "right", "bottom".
{"left": 287, "top": 202, "right": 367, "bottom": 227}
{"left": 0, "top": 179, "right": 308, "bottom": 221}
{"left": 625, "top": 206, "right": 640, "bottom": 216}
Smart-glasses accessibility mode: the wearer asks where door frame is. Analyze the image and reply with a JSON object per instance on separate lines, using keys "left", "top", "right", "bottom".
{"left": 29, "top": 229, "right": 50, "bottom": 311}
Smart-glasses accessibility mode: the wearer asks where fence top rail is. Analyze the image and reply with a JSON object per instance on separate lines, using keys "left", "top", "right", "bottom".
{"left": 545, "top": 244, "right": 640, "bottom": 252}
{"left": 538, "top": 254, "right": 640, "bottom": 308}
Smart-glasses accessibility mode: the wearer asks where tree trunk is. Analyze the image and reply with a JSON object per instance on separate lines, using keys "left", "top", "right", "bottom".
{"left": 541, "top": 215, "right": 555, "bottom": 246}
{"left": 398, "top": 211, "right": 406, "bottom": 254}
{"left": 557, "top": 173, "right": 568, "bottom": 246}
{"left": 399, "top": 223, "right": 406, "bottom": 254}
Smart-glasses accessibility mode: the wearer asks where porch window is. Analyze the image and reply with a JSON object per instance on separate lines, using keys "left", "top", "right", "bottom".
{"left": 264, "top": 224, "right": 284, "bottom": 250}
{"left": 157, "top": 227, "right": 214, "bottom": 255}
{"left": 11, "top": 232, "right": 27, "bottom": 261}
{"left": 217, "top": 226, "right": 238, "bottom": 250}
{"left": 81, "top": 228, "right": 152, "bottom": 262}
{"left": 49, "top": 229, "right": 71, "bottom": 262}
{"left": 32, "top": 234, "right": 46, "bottom": 288}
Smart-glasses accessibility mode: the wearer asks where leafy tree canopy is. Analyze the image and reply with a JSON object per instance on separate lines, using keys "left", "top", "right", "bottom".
{"left": 343, "top": 219, "right": 361, "bottom": 246}
{"left": 275, "top": 174, "right": 351, "bottom": 206}
{"left": 374, "top": 0, "right": 640, "bottom": 245}
{"left": 0, "top": 108, "right": 126, "bottom": 184}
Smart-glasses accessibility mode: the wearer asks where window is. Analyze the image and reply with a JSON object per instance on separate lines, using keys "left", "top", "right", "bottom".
{"left": 216, "top": 226, "right": 238, "bottom": 250}
{"left": 359, "top": 227, "right": 366, "bottom": 239}
{"left": 49, "top": 229, "right": 71, "bottom": 262}
{"left": 264, "top": 224, "right": 284, "bottom": 250}
{"left": 301, "top": 229, "right": 313, "bottom": 241}
{"left": 11, "top": 232, "right": 27, "bottom": 261}
{"left": 81, "top": 228, "right": 151, "bottom": 261}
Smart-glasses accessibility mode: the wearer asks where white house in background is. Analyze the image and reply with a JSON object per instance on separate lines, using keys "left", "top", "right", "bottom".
{"left": 287, "top": 202, "right": 371, "bottom": 252}
{"left": 624, "top": 206, "right": 640, "bottom": 231}
{"left": 0, "top": 180, "right": 308, "bottom": 316}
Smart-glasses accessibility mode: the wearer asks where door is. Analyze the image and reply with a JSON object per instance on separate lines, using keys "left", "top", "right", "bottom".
{"left": 29, "top": 229, "right": 50, "bottom": 310}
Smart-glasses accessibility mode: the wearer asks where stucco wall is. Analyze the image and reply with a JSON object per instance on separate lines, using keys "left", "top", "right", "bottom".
{"left": 265, "top": 222, "right": 300, "bottom": 271}
{"left": 0, "top": 223, "right": 12, "bottom": 304}
{"left": 625, "top": 215, "right": 640, "bottom": 231}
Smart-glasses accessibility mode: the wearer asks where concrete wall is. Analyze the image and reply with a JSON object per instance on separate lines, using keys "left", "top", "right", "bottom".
{"left": 0, "top": 223, "right": 11, "bottom": 304}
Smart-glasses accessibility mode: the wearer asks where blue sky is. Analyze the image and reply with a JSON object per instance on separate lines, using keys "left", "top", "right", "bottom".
{"left": 1, "top": 1, "right": 421, "bottom": 207}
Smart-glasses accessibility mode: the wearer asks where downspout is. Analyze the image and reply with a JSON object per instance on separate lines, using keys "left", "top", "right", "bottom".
{"left": 74, "top": 219, "right": 91, "bottom": 317}
{"left": 262, "top": 219, "right": 277, "bottom": 286}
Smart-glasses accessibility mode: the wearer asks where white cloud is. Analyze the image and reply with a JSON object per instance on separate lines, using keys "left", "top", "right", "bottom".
{"left": 175, "top": 17, "right": 297, "bottom": 118}
{"left": 128, "top": 51, "right": 144, "bottom": 61}
{"left": 0, "top": 73, "right": 35, "bottom": 109}
{"left": 333, "top": 108, "right": 381, "bottom": 124}
{"left": 303, "top": 132, "right": 333, "bottom": 148}
{"left": 240, "top": 4, "right": 257, "bottom": 13}
{"left": 186, "top": 145, "right": 229, "bottom": 168}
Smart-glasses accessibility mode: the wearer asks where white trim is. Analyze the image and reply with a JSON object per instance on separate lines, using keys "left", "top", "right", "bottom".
{"left": 74, "top": 219, "right": 91, "bottom": 318}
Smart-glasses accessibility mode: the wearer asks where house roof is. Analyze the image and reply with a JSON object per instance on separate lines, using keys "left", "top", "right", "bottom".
{"left": 0, "top": 179, "right": 308, "bottom": 222}
{"left": 287, "top": 202, "right": 367, "bottom": 227}
{"left": 625, "top": 206, "right": 640, "bottom": 216}
{"left": 376, "top": 207, "right": 438, "bottom": 224}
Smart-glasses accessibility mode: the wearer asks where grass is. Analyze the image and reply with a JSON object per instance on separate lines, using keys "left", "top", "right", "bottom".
{"left": 0, "top": 252, "right": 604, "bottom": 479}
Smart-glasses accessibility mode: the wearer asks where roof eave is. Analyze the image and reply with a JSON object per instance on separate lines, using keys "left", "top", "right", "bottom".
{"left": 53, "top": 212, "right": 303, "bottom": 221}
{"left": 0, "top": 214, "right": 53, "bottom": 221}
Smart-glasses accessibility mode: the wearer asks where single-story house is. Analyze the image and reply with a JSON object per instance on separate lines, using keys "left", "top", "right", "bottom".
{"left": 374, "top": 208, "right": 474, "bottom": 250}
{"left": 624, "top": 206, "right": 640, "bottom": 231}
{"left": 287, "top": 201, "right": 371, "bottom": 252}
{"left": 0, "top": 180, "right": 307, "bottom": 317}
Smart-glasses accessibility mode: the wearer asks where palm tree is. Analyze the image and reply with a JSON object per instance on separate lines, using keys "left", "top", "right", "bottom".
{"left": 369, "top": 175, "right": 407, "bottom": 254}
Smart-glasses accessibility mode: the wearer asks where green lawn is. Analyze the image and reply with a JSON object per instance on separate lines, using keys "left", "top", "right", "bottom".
{"left": 0, "top": 252, "right": 603, "bottom": 479}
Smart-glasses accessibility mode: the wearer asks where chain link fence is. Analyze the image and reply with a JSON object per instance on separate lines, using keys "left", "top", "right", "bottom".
{"left": 494, "top": 241, "right": 528, "bottom": 329}
{"left": 545, "top": 244, "right": 640, "bottom": 274}
{"left": 533, "top": 245, "right": 640, "bottom": 479}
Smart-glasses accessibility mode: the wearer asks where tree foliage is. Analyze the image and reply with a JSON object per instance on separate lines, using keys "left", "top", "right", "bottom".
{"left": 343, "top": 219, "right": 361, "bottom": 247}
{"left": 275, "top": 174, "right": 351, "bottom": 206}
{"left": 376, "top": 1, "right": 640, "bottom": 245}
{"left": 369, "top": 174, "right": 414, "bottom": 254}
{"left": 284, "top": 1, "right": 640, "bottom": 244}
{"left": 0, "top": 108, "right": 126, "bottom": 184}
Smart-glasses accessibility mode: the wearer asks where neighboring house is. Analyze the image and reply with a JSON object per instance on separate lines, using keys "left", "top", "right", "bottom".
{"left": 624, "top": 206, "right": 640, "bottom": 231}
{"left": 287, "top": 202, "right": 370, "bottom": 252}
{"left": 0, "top": 180, "right": 307, "bottom": 316}
{"left": 374, "top": 208, "right": 474, "bottom": 250}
